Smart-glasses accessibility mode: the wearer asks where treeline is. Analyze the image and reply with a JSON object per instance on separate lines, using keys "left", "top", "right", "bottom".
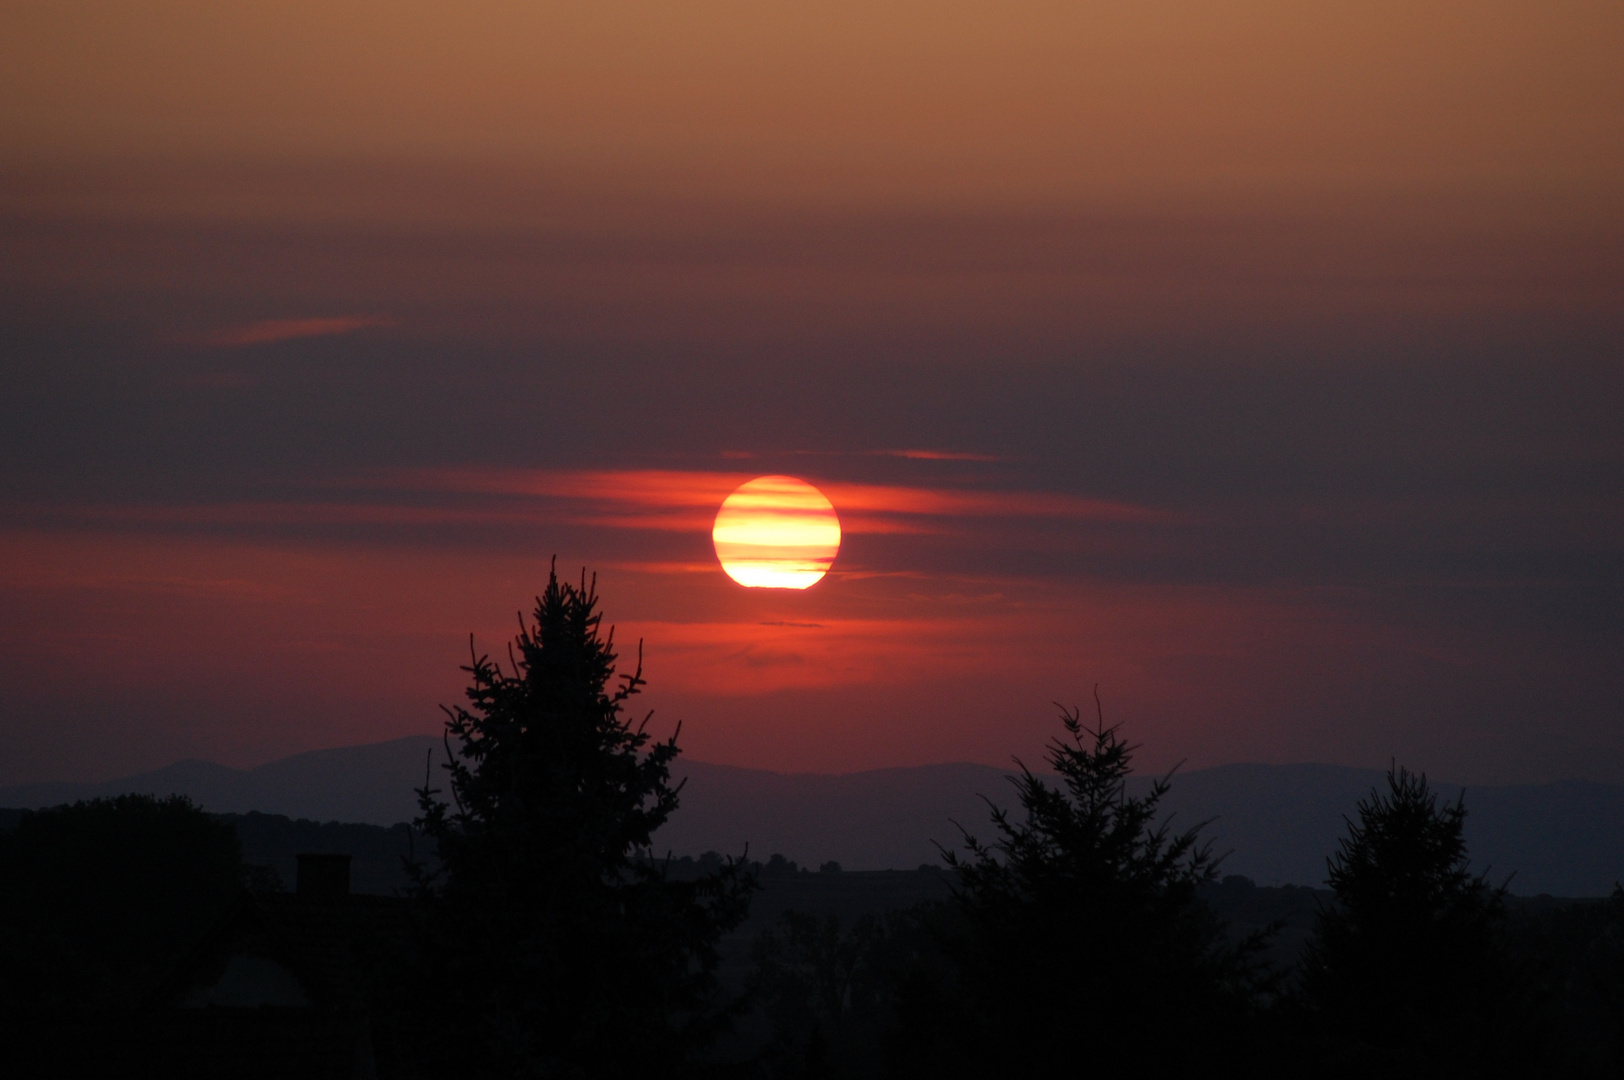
{"left": 383, "top": 570, "right": 1624, "bottom": 1078}
{"left": 4, "top": 569, "right": 1624, "bottom": 1078}
{"left": 740, "top": 733, "right": 1624, "bottom": 1078}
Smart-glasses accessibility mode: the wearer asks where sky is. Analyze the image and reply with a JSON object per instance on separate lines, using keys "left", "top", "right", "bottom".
{"left": 1, "top": 1, "right": 1621, "bottom": 785}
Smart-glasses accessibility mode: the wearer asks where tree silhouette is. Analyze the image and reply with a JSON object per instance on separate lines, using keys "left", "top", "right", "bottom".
{"left": 1510, "top": 885, "right": 1624, "bottom": 1075}
{"left": 749, "top": 908, "right": 927, "bottom": 1078}
{"left": 410, "top": 566, "right": 753, "bottom": 1077}
{"left": 1298, "top": 766, "right": 1531, "bottom": 1076}
{"left": 889, "top": 700, "right": 1265, "bottom": 1077}
{"left": 0, "top": 795, "right": 241, "bottom": 1010}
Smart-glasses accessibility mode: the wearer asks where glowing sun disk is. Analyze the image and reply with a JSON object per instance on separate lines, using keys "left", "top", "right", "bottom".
{"left": 713, "top": 476, "right": 841, "bottom": 589}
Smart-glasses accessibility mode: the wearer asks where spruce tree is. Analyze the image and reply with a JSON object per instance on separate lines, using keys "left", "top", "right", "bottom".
{"left": 411, "top": 566, "right": 753, "bottom": 1078}
{"left": 1299, "top": 766, "right": 1528, "bottom": 1076}
{"left": 891, "top": 701, "right": 1263, "bottom": 1077}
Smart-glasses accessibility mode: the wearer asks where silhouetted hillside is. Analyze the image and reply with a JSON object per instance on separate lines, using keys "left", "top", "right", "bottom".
{"left": 0, "top": 807, "right": 420, "bottom": 895}
{"left": 227, "top": 812, "right": 421, "bottom": 896}
{"left": 1155, "top": 764, "right": 1624, "bottom": 897}
{"left": 0, "top": 737, "right": 446, "bottom": 825}
{"left": 6, "top": 739, "right": 1624, "bottom": 894}
{"left": 656, "top": 760, "right": 1022, "bottom": 871}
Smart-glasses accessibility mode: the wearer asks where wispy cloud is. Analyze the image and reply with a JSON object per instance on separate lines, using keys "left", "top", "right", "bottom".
{"left": 180, "top": 315, "right": 392, "bottom": 348}
{"left": 16, "top": 469, "right": 1175, "bottom": 554}
{"left": 388, "top": 468, "right": 1175, "bottom": 530}
{"left": 725, "top": 449, "right": 1009, "bottom": 463}
{"left": 871, "top": 449, "right": 1005, "bottom": 462}
{"left": 38, "top": 501, "right": 553, "bottom": 530}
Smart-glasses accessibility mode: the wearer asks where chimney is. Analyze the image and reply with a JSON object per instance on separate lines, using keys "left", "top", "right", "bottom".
{"left": 295, "top": 853, "right": 351, "bottom": 899}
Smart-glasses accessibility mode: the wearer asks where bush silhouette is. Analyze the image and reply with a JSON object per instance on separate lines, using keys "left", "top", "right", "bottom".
{"left": 1298, "top": 766, "right": 1531, "bottom": 1076}
{"left": 750, "top": 907, "right": 930, "bottom": 1077}
{"left": 0, "top": 795, "right": 241, "bottom": 1010}
{"left": 1510, "top": 885, "right": 1624, "bottom": 1075}
{"left": 889, "top": 700, "right": 1265, "bottom": 1077}
{"left": 410, "top": 566, "right": 754, "bottom": 1077}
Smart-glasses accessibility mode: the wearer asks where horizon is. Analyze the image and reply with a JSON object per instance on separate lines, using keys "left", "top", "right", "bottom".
{"left": 13, "top": 731, "right": 1624, "bottom": 897}
{"left": 5, "top": 727, "right": 1605, "bottom": 796}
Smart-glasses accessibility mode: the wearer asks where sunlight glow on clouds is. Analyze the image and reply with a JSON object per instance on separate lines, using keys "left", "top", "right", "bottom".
{"left": 387, "top": 468, "right": 1172, "bottom": 537}
{"left": 179, "top": 315, "right": 392, "bottom": 348}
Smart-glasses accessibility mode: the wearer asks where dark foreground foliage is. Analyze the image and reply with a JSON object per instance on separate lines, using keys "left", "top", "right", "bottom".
{"left": 743, "top": 726, "right": 1624, "bottom": 1079}
{"left": 881, "top": 701, "right": 1269, "bottom": 1077}
{"left": 12, "top": 653, "right": 1624, "bottom": 1077}
{"left": 405, "top": 566, "right": 755, "bottom": 1078}
{"left": 1513, "top": 885, "right": 1624, "bottom": 1076}
{"left": 1292, "top": 766, "right": 1535, "bottom": 1077}
{"left": 0, "top": 795, "right": 241, "bottom": 1009}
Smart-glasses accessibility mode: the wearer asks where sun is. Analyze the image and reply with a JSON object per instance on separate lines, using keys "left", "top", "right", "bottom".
{"left": 712, "top": 476, "right": 841, "bottom": 588}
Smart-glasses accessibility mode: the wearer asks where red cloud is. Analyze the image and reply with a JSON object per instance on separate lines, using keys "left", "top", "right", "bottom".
{"left": 383, "top": 468, "right": 1175, "bottom": 530}
{"left": 182, "top": 315, "right": 392, "bottom": 348}
{"left": 872, "top": 449, "right": 1005, "bottom": 462}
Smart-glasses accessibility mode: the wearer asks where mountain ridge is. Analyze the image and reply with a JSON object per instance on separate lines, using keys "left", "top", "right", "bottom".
{"left": 4, "top": 738, "right": 1621, "bottom": 896}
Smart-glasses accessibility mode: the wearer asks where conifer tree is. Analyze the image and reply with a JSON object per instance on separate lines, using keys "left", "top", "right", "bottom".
{"left": 411, "top": 565, "right": 753, "bottom": 1078}
{"left": 1299, "top": 766, "right": 1529, "bottom": 1075}
{"left": 891, "top": 700, "right": 1263, "bottom": 1077}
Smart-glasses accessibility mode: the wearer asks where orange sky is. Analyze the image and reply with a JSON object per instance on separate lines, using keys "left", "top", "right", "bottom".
{"left": 5, "top": 1, "right": 1622, "bottom": 207}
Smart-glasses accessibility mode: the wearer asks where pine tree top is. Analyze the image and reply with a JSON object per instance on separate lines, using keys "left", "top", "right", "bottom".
{"left": 416, "top": 564, "right": 680, "bottom": 884}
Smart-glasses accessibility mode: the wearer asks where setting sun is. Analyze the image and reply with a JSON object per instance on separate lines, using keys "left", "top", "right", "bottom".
{"left": 712, "top": 476, "right": 841, "bottom": 589}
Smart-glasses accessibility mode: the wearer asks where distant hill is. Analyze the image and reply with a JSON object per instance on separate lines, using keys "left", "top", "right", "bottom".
{"left": 0, "top": 737, "right": 446, "bottom": 826}
{"left": 1150, "top": 763, "right": 1624, "bottom": 898}
{"left": 4, "top": 738, "right": 1623, "bottom": 896}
